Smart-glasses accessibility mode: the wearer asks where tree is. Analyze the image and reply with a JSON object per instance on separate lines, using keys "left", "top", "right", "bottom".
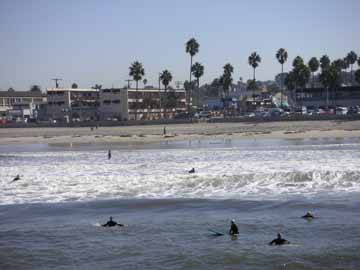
{"left": 276, "top": 48, "right": 288, "bottom": 108}
{"left": 308, "top": 57, "right": 319, "bottom": 88}
{"left": 191, "top": 62, "right": 204, "bottom": 108}
{"left": 71, "top": 83, "right": 78, "bottom": 89}
{"left": 92, "top": 84, "right": 102, "bottom": 90}
{"left": 247, "top": 79, "right": 258, "bottom": 100}
{"left": 160, "top": 70, "right": 173, "bottom": 116}
{"left": 129, "top": 61, "right": 145, "bottom": 120}
{"left": 7, "top": 87, "right": 15, "bottom": 92}
{"left": 319, "top": 62, "right": 341, "bottom": 108}
{"left": 320, "top": 55, "right": 331, "bottom": 71}
{"left": 346, "top": 51, "right": 358, "bottom": 84}
{"left": 220, "top": 63, "right": 234, "bottom": 98}
{"left": 30, "top": 85, "right": 41, "bottom": 92}
{"left": 248, "top": 52, "right": 261, "bottom": 101}
{"left": 143, "top": 79, "right": 147, "bottom": 87}
{"left": 342, "top": 57, "right": 350, "bottom": 85}
{"left": 185, "top": 38, "right": 200, "bottom": 113}
{"left": 292, "top": 61, "right": 310, "bottom": 111}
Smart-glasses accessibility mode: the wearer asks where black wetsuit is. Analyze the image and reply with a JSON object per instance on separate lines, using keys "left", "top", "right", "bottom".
{"left": 269, "top": 237, "right": 289, "bottom": 245}
{"left": 102, "top": 220, "right": 123, "bottom": 227}
{"left": 189, "top": 168, "right": 195, "bottom": 174}
{"left": 302, "top": 213, "right": 314, "bottom": 219}
{"left": 229, "top": 223, "right": 239, "bottom": 235}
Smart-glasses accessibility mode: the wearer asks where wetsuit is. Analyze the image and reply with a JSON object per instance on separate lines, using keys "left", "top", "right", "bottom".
{"left": 189, "top": 168, "right": 195, "bottom": 173}
{"left": 302, "top": 213, "right": 314, "bottom": 219}
{"left": 269, "top": 236, "right": 290, "bottom": 245}
{"left": 102, "top": 220, "right": 123, "bottom": 227}
{"left": 229, "top": 223, "right": 239, "bottom": 235}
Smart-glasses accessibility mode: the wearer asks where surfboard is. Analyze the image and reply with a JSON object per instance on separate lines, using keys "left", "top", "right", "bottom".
{"left": 209, "top": 229, "right": 225, "bottom": 236}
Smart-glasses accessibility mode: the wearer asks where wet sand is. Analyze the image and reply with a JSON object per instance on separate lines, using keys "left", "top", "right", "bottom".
{"left": 1, "top": 120, "right": 360, "bottom": 145}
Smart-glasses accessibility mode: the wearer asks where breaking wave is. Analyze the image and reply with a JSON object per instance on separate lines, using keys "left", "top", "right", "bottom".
{"left": 1, "top": 143, "right": 360, "bottom": 204}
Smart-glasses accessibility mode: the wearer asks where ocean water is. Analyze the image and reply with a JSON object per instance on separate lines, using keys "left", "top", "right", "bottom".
{"left": 0, "top": 138, "right": 360, "bottom": 269}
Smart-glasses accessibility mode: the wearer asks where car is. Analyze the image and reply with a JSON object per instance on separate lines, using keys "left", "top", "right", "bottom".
{"left": 198, "top": 111, "right": 211, "bottom": 118}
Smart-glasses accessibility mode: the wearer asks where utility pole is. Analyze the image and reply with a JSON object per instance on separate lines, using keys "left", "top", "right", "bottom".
{"left": 52, "top": 78, "right": 62, "bottom": 88}
{"left": 125, "top": 79, "right": 133, "bottom": 89}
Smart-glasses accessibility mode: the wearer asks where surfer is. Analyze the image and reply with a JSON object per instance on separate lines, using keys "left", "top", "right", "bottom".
{"left": 188, "top": 168, "right": 195, "bottom": 174}
{"left": 102, "top": 216, "right": 124, "bottom": 227}
{"left": 269, "top": 233, "right": 290, "bottom": 245}
{"left": 11, "top": 174, "right": 21, "bottom": 182}
{"left": 108, "top": 150, "right": 111, "bottom": 160}
{"left": 229, "top": 220, "right": 239, "bottom": 235}
{"left": 302, "top": 211, "right": 315, "bottom": 219}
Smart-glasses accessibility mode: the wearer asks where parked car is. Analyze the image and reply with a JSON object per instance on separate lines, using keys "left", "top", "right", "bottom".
{"left": 336, "top": 107, "right": 348, "bottom": 115}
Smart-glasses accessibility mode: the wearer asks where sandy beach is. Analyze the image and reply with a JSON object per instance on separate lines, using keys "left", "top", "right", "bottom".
{"left": 1, "top": 120, "right": 360, "bottom": 145}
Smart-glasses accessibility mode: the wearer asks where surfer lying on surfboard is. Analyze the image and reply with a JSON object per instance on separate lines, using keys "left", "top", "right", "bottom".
{"left": 102, "top": 216, "right": 124, "bottom": 227}
{"left": 269, "top": 233, "right": 290, "bottom": 245}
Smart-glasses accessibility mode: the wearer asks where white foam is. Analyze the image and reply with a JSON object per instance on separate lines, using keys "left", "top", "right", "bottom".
{"left": 1, "top": 144, "right": 360, "bottom": 204}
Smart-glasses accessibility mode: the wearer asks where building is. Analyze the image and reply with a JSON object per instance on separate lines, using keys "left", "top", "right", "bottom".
{"left": 127, "top": 88, "right": 187, "bottom": 120}
{"left": 99, "top": 88, "right": 128, "bottom": 120}
{"left": 46, "top": 88, "right": 99, "bottom": 122}
{"left": 295, "top": 86, "right": 360, "bottom": 108}
{"left": 0, "top": 89, "right": 46, "bottom": 121}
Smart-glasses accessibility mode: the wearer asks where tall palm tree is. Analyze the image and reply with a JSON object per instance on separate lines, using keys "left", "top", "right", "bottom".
{"left": 294, "top": 63, "right": 310, "bottom": 111}
{"left": 248, "top": 52, "right": 261, "bottom": 81}
{"left": 160, "top": 70, "right": 173, "bottom": 117}
{"left": 320, "top": 55, "right": 331, "bottom": 71}
{"left": 220, "top": 63, "right": 234, "bottom": 112}
{"left": 276, "top": 48, "right": 288, "bottom": 108}
{"left": 129, "top": 61, "right": 145, "bottom": 120}
{"left": 346, "top": 51, "right": 358, "bottom": 84}
{"left": 308, "top": 57, "right": 319, "bottom": 88}
{"left": 191, "top": 62, "right": 204, "bottom": 108}
{"left": 292, "top": 56, "right": 304, "bottom": 69}
{"left": 185, "top": 38, "right": 200, "bottom": 113}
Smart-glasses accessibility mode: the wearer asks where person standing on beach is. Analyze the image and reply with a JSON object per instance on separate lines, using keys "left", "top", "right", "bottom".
{"left": 108, "top": 150, "right": 111, "bottom": 160}
{"left": 163, "top": 126, "right": 167, "bottom": 136}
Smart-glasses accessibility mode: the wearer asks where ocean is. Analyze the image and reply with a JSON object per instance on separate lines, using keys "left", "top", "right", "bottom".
{"left": 1, "top": 138, "right": 360, "bottom": 269}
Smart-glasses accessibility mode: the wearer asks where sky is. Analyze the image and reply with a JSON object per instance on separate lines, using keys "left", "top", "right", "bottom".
{"left": 0, "top": 0, "right": 359, "bottom": 91}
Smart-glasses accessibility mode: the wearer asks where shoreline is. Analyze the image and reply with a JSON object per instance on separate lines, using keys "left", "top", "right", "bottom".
{"left": 1, "top": 120, "right": 360, "bottom": 145}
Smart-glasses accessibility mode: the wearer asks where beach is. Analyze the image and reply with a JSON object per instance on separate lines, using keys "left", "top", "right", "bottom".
{"left": 1, "top": 120, "right": 360, "bottom": 146}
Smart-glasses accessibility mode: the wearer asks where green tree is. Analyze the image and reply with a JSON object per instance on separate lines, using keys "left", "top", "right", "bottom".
{"left": 143, "top": 79, "right": 147, "bottom": 87}
{"left": 276, "top": 48, "right": 288, "bottom": 107}
{"left": 160, "top": 70, "right": 173, "bottom": 116}
{"left": 248, "top": 52, "right": 261, "bottom": 81}
{"left": 342, "top": 57, "right": 350, "bottom": 84}
{"left": 71, "top": 83, "right": 78, "bottom": 89}
{"left": 320, "top": 55, "right": 331, "bottom": 71}
{"left": 185, "top": 38, "right": 200, "bottom": 112}
{"left": 191, "top": 62, "right": 204, "bottom": 108}
{"left": 346, "top": 51, "right": 358, "bottom": 84}
{"left": 30, "top": 85, "right": 41, "bottom": 92}
{"left": 308, "top": 57, "right": 319, "bottom": 88}
{"left": 220, "top": 63, "right": 234, "bottom": 98}
{"left": 319, "top": 62, "right": 341, "bottom": 108}
{"left": 292, "top": 56, "right": 304, "bottom": 69}
{"left": 92, "top": 84, "right": 102, "bottom": 90}
{"left": 293, "top": 62, "right": 310, "bottom": 111}
{"left": 129, "top": 61, "right": 145, "bottom": 120}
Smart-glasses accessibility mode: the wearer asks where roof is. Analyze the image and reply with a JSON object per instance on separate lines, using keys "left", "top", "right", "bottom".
{"left": 46, "top": 88, "right": 98, "bottom": 92}
{"left": 0, "top": 90, "right": 44, "bottom": 98}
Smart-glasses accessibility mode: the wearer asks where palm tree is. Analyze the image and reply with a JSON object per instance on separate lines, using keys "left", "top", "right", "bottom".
{"left": 346, "top": 51, "right": 358, "bottom": 84}
{"left": 92, "top": 84, "right": 102, "bottom": 90}
{"left": 71, "top": 83, "right": 78, "bottom": 89}
{"left": 191, "top": 62, "right": 204, "bottom": 108}
{"left": 185, "top": 38, "right": 200, "bottom": 113}
{"left": 292, "top": 56, "right": 304, "bottom": 69}
{"left": 129, "top": 61, "right": 145, "bottom": 120}
{"left": 220, "top": 63, "right": 234, "bottom": 113}
{"left": 308, "top": 57, "right": 319, "bottom": 88}
{"left": 30, "top": 85, "right": 41, "bottom": 92}
{"left": 143, "top": 79, "right": 147, "bottom": 88}
{"left": 293, "top": 64, "right": 310, "bottom": 111}
{"left": 319, "top": 62, "right": 340, "bottom": 109}
{"left": 342, "top": 57, "right": 350, "bottom": 85}
{"left": 276, "top": 48, "right": 288, "bottom": 108}
{"left": 160, "top": 70, "right": 173, "bottom": 117}
{"left": 320, "top": 55, "right": 331, "bottom": 71}
{"left": 248, "top": 52, "right": 261, "bottom": 81}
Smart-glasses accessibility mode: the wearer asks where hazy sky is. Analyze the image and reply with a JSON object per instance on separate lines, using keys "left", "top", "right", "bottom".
{"left": 0, "top": 0, "right": 359, "bottom": 91}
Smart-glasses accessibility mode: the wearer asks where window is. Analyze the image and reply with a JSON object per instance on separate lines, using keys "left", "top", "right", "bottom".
{"left": 103, "top": 89, "right": 111, "bottom": 93}
{"left": 103, "top": 100, "right": 111, "bottom": 105}
{"left": 112, "top": 89, "right": 121, "bottom": 94}
{"left": 112, "top": 99, "right": 120, "bottom": 104}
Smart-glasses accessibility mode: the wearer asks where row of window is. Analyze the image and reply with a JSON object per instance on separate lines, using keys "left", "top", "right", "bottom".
{"left": 48, "top": 101, "right": 65, "bottom": 106}
{"left": 102, "top": 89, "right": 121, "bottom": 94}
{"left": 103, "top": 100, "right": 121, "bottom": 104}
